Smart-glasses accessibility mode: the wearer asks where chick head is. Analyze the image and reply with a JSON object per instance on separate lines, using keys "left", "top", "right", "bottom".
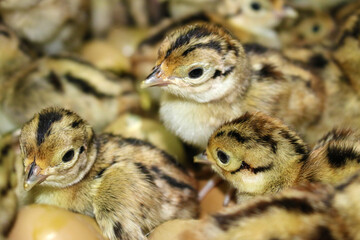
{"left": 218, "top": 0, "right": 296, "bottom": 29}
{"left": 141, "top": 23, "right": 250, "bottom": 103}
{"left": 20, "top": 107, "right": 95, "bottom": 191}
{"left": 200, "top": 112, "right": 308, "bottom": 196}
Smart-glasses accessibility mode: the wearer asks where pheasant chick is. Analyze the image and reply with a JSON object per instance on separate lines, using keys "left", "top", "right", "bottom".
{"left": 20, "top": 107, "right": 198, "bottom": 240}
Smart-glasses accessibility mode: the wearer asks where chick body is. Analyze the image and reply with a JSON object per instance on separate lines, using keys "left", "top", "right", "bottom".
{"left": 203, "top": 112, "right": 360, "bottom": 202}
{"left": 150, "top": 182, "right": 351, "bottom": 240}
{"left": 0, "top": 0, "right": 88, "bottom": 54}
{"left": 20, "top": 107, "right": 198, "bottom": 240}
{"left": 142, "top": 23, "right": 324, "bottom": 148}
{"left": 1, "top": 55, "right": 139, "bottom": 133}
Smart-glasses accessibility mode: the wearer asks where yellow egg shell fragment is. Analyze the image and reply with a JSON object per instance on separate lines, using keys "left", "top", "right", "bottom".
{"left": 8, "top": 204, "right": 107, "bottom": 240}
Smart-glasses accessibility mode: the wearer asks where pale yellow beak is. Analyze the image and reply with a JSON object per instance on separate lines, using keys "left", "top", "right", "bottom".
{"left": 194, "top": 152, "right": 211, "bottom": 164}
{"left": 141, "top": 67, "right": 171, "bottom": 88}
{"left": 24, "top": 161, "right": 48, "bottom": 191}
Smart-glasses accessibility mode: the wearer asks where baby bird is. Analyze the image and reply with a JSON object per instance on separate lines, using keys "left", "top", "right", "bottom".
{"left": 198, "top": 111, "right": 308, "bottom": 202}
{"left": 279, "top": 9, "right": 336, "bottom": 47}
{"left": 0, "top": 55, "right": 140, "bottom": 133}
{"left": 141, "top": 23, "right": 324, "bottom": 148}
{"left": 20, "top": 107, "right": 198, "bottom": 240}
{"left": 0, "top": 0, "right": 88, "bottom": 54}
{"left": 200, "top": 112, "right": 360, "bottom": 202}
{"left": 332, "top": 8, "right": 360, "bottom": 92}
{"left": 149, "top": 182, "right": 350, "bottom": 240}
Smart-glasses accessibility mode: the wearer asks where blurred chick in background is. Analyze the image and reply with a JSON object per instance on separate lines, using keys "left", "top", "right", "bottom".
{"left": 20, "top": 107, "right": 198, "bottom": 240}
{"left": 0, "top": 55, "right": 140, "bottom": 134}
{"left": 0, "top": 0, "right": 89, "bottom": 54}
{"left": 141, "top": 23, "right": 324, "bottom": 149}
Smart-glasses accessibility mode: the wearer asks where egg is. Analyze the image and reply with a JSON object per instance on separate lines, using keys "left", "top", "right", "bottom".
{"left": 8, "top": 204, "right": 106, "bottom": 240}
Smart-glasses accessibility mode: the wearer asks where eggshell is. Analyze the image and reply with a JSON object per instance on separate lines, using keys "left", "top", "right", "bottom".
{"left": 8, "top": 204, "right": 106, "bottom": 240}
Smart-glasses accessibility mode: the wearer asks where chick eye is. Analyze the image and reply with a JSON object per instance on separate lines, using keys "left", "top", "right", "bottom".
{"left": 250, "top": 1, "right": 261, "bottom": 11}
{"left": 312, "top": 24, "right": 320, "bottom": 33}
{"left": 217, "top": 150, "right": 229, "bottom": 164}
{"left": 188, "top": 68, "right": 204, "bottom": 79}
{"left": 62, "top": 149, "right": 74, "bottom": 162}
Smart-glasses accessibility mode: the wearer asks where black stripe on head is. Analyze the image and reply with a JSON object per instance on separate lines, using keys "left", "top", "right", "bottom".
{"left": 113, "top": 222, "right": 123, "bottom": 239}
{"left": 182, "top": 40, "right": 222, "bottom": 56}
{"left": 151, "top": 166, "right": 195, "bottom": 191}
{"left": 64, "top": 73, "right": 114, "bottom": 99}
{"left": 213, "top": 197, "right": 315, "bottom": 231}
{"left": 326, "top": 145, "right": 360, "bottom": 168}
{"left": 215, "top": 131, "right": 225, "bottom": 138}
{"left": 231, "top": 112, "right": 252, "bottom": 125}
{"left": 227, "top": 130, "right": 249, "bottom": 143}
{"left": 166, "top": 26, "right": 212, "bottom": 58}
{"left": 46, "top": 71, "right": 63, "bottom": 92}
{"left": 37, "top": 110, "right": 63, "bottom": 145}
{"left": 0, "top": 30, "right": 10, "bottom": 38}
{"left": 279, "top": 130, "right": 308, "bottom": 162}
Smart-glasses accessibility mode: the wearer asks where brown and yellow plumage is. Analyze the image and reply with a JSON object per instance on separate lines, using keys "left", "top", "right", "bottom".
{"left": 1, "top": 55, "right": 140, "bottom": 133}
{"left": 20, "top": 107, "right": 198, "bottom": 240}
{"left": 141, "top": 23, "right": 324, "bottom": 148}
{"left": 150, "top": 171, "right": 360, "bottom": 240}
{"left": 200, "top": 112, "right": 360, "bottom": 202}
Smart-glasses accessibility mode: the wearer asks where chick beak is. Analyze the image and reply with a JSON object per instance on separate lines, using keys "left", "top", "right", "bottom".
{"left": 141, "top": 67, "right": 171, "bottom": 88}
{"left": 194, "top": 151, "right": 211, "bottom": 165}
{"left": 24, "top": 161, "right": 48, "bottom": 191}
